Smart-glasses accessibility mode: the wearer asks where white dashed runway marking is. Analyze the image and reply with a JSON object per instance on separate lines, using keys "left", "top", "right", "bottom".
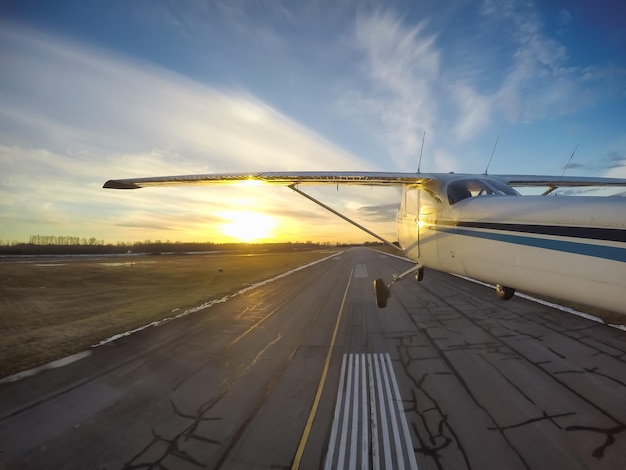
{"left": 354, "top": 264, "right": 369, "bottom": 278}
{"left": 325, "top": 353, "right": 418, "bottom": 470}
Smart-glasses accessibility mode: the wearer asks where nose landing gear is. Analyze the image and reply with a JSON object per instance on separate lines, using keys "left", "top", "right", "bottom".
{"left": 374, "top": 279, "right": 390, "bottom": 308}
{"left": 373, "top": 264, "right": 424, "bottom": 308}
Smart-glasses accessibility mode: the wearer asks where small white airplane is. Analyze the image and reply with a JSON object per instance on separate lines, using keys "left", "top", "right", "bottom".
{"left": 104, "top": 171, "right": 626, "bottom": 315}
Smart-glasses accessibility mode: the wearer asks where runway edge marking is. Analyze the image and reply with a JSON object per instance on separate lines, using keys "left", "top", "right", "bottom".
{"left": 1, "top": 252, "right": 344, "bottom": 385}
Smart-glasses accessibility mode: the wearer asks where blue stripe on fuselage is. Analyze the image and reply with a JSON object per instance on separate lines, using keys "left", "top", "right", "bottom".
{"left": 433, "top": 225, "right": 626, "bottom": 263}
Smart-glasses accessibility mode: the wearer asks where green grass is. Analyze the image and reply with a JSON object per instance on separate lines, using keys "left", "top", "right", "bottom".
{"left": 0, "top": 250, "right": 335, "bottom": 377}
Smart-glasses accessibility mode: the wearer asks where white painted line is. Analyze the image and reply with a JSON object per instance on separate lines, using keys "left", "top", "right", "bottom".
{"left": 373, "top": 354, "right": 392, "bottom": 469}
{"left": 354, "top": 263, "right": 369, "bottom": 278}
{"left": 368, "top": 355, "right": 380, "bottom": 470}
{"left": 373, "top": 248, "right": 625, "bottom": 332}
{"left": 385, "top": 354, "right": 419, "bottom": 470}
{"left": 453, "top": 274, "right": 626, "bottom": 332}
{"left": 361, "top": 354, "right": 369, "bottom": 470}
{"left": 338, "top": 354, "right": 354, "bottom": 468}
{"left": 370, "top": 249, "right": 413, "bottom": 263}
{"left": 350, "top": 353, "right": 359, "bottom": 470}
{"left": 0, "top": 351, "right": 92, "bottom": 384}
{"left": 3, "top": 252, "right": 344, "bottom": 384}
{"left": 94, "top": 251, "right": 343, "bottom": 347}
{"left": 326, "top": 353, "right": 418, "bottom": 469}
{"left": 380, "top": 353, "right": 404, "bottom": 470}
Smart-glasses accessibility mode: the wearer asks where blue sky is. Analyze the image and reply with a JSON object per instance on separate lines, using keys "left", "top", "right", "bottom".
{"left": 1, "top": 0, "right": 625, "bottom": 244}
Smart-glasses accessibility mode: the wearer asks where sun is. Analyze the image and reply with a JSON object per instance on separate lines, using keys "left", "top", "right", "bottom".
{"left": 219, "top": 211, "right": 278, "bottom": 242}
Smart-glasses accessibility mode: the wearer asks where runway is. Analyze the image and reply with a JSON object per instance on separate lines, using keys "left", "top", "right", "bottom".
{"left": 1, "top": 248, "right": 625, "bottom": 469}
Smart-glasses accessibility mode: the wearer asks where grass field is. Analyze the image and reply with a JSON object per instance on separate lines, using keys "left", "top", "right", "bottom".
{"left": 0, "top": 250, "right": 336, "bottom": 378}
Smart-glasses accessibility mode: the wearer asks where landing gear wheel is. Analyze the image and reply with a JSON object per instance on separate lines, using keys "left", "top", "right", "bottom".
{"left": 496, "top": 284, "right": 515, "bottom": 300}
{"left": 415, "top": 267, "right": 424, "bottom": 282}
{"left": 374, "top": 278, "right": 390, "bottom": 308}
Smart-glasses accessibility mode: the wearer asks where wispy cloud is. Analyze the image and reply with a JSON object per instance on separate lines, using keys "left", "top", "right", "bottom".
{"left": 358, "top": 203, "right": 399, "bottom": 222}
{"left": 564, "top": 162, "right": 585, "bottom": 170}
{"left": 2, "top": 1, "right": 623, "bottom": 243}
{"left": 534, "top": 148, "right": 626, "bottom": 180}
{"left": 0, "top": 23, "right": 380, "bottom": 243}
{"left": 337, "top": 3, "right": 624, "bottom": 174}
{"left": 0, "top": 23, "right": 367, "bottom": 170}
{"left": 556, "top": 9, "right": 573, "bottom": 28}
{"left": 340, "top": 10, "right": 442, "bottom": 169}
{"left": 449, "top": 83, "right": 492, "bottom": 141}
{"left": 152, "top": 0, "right": 288, "bottom": 45}
{"left": 483, "top": 1, "right": 623, "bottom": 123}
{"left": 602, "top": 151, "right": 626, "bottom": 177}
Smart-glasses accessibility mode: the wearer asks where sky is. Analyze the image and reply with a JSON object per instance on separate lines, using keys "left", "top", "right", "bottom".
{"left": 1, "top": 0, "right": 625, "bottom": 245}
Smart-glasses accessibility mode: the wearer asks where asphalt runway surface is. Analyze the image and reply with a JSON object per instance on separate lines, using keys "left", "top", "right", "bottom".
{"left": 1, "top": 248, "right": 625, "bottom": 469}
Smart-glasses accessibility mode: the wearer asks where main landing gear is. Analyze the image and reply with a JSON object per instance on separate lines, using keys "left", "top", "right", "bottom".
{"left": 375, "top": 273, "right": 515, "bottom": 307}
{"left": 374, "top": 264, "right": 424, "bottom": 308}
{"left": 496, "top": 284, "right": 516, "bottom": 300}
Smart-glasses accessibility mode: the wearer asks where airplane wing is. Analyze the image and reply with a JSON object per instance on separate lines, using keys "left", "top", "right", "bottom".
{"left": 493, "top": 175, "right": 626, "bottom": 188}
{"left": 104, "top": 171, "right": 626, "bottom": 191}
{"left": 103, "top": 171, "right": 432, "bottom": 189}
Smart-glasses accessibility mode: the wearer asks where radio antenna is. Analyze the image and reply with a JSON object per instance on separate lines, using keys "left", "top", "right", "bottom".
{"left": 483, "top": 136, "right": 499, "bottom": 175}
{"left": 417, "top": 130, "right": 426, "bottom": 174}
{"left": 559, "top": 144, "right": 579, "bottom": 181}
{"left": 554, "top": 144, "right": 579, "bottom": 196}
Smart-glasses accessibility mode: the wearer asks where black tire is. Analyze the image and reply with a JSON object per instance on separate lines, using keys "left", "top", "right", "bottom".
{"left": 374, "top": 278, "right": 389, "bottom": 308}
{"left": 496, "top": 284, "right": 515, "bottom": 300}
{"left": 415, "top": 267, "right": 424, "bottom": 282}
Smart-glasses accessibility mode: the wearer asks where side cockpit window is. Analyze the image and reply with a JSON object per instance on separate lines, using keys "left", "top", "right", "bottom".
{"left": 488, "top": 179, "right": 520, "bottom": 196}
{"left": 447, "top": 179, "right": 519, "bottom": 204}
{"left": 447, "top": 181, "right": 473, "bottom": 204}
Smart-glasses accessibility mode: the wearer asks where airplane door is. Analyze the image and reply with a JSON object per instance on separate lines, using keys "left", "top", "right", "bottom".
{"left": 398, "top": 186, "right": 419, "bottom": 259}
{"left": 436, "top": 202, "right": 464, "bottom": 274}
{"left": 398, "top": 186, "right": 442, "bottom": 269}
{"left": 416, "top": 187, "right": 442, "bottom": 269}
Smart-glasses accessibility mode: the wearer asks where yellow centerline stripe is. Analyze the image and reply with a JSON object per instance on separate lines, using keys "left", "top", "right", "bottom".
{"left": 291, "top": 269, "right": 354, "bottom": 470}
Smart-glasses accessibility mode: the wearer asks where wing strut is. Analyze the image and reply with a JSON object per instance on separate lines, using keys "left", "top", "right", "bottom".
{"left": 542, "top": 186, "right": 557, "bottom": 196}
{"left": 288, "top": 184, "right": 405, "bottom": 254}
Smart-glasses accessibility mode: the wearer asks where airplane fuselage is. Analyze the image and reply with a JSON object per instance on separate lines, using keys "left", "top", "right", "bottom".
{"left": 397, "top": 176, "right": 626, "bottom": 315}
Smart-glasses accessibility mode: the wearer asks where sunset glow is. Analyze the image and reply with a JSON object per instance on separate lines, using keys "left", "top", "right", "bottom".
{"left": 1, "top": 3, "right": 624, "bottom": 245}
{"left": 219, "top": 211, "right": 278, "bottom": 242}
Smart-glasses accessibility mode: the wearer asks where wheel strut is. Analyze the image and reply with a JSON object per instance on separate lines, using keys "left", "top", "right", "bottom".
{"left": 373, "top": 263, "right": 424, "bottom": 309}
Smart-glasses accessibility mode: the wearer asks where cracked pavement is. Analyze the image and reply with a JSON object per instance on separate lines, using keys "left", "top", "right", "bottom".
{"left": 0, "top": 248, "right": 624, "bottom": 469}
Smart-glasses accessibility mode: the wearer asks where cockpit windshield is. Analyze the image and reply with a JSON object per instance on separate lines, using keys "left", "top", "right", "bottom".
{"left": 447, "top": 178, "right": 519, "bottom": 205}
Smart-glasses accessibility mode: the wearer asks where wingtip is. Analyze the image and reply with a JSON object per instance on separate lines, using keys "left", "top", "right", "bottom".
{"left": 103, "top": 180, "right": 141, "bottom": 189}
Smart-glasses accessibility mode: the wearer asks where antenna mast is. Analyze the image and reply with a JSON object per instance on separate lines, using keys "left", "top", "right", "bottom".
{"left": 483, "top": 136, "right": 499, "bottom": 175}
{"left": 417, "top": 130, "right": 425, "bottom": 174}
{"left": 559, "top": 144, "right": 579, "bottom": 181}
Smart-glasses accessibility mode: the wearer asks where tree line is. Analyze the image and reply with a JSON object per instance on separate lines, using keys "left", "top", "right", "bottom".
{"left": 0, "top": 236, "right": 337, "bottom": 256}
{"left": 28, "top": 235, "right": 105, "bottom": 246}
